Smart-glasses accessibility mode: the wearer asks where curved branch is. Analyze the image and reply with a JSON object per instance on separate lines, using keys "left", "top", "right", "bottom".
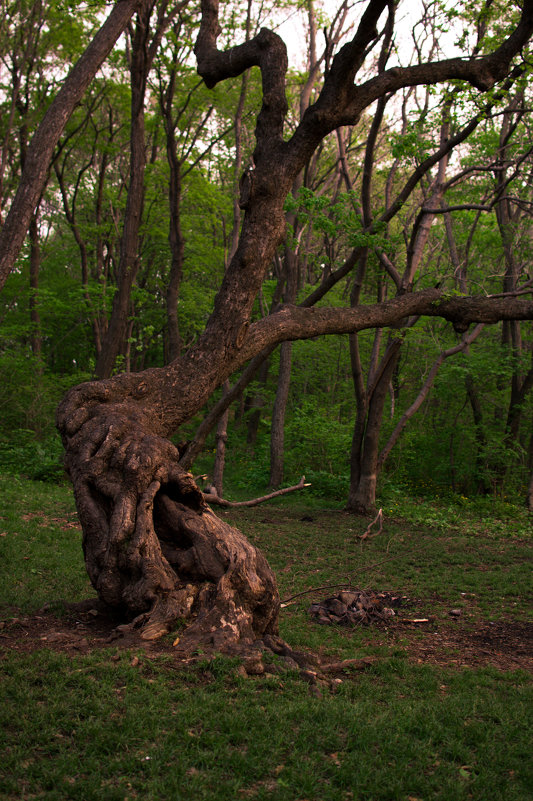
{"left": 195, "top": 0, "right": 288, "bottom": 151}
{"left": 202, "top": 475, "right": 310, "bottom": 508}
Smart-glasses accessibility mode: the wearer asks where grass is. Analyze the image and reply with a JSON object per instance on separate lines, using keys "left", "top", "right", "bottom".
{"left": 1, "top": 650, "right": 531, "bottom": 801}
{"left": 1, "top": 473, "right": 532, "bottom": 801}
{"left": 0, "top": 474, "right": 89, "bottom": 612}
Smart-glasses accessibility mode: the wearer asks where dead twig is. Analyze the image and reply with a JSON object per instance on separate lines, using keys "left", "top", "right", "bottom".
{"left": 203, "top": 475, "right": 311, "bottom": 508}
{"left": 358, "top": 507, "right": 383, "bottom": 540}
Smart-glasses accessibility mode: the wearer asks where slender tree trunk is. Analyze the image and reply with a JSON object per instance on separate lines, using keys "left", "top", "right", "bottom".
{"left": 527, "top": 416, "right": 533, "bottom": 512}
{"left": 346, "top": 338, "right": 401, "bottom": 513}
{"left": 212, "top": 380, "right": 230, "bottom": 496}
{"left": 245, "top": 356, "right": 270, "bottom": 447}
{"left": 28, "top": 214, "right": 41, "bottom": 359}
{"left": 95, "top": 6, "right": 150, "bottom": 379}
{"left": 465, "top": 373, "right": 491, "bottom": 494}
{"left": 165, "top": 153, "right": 185, "bottom": 363}
{"left": 269, "top": 341, "right": 292, "bottom": 486}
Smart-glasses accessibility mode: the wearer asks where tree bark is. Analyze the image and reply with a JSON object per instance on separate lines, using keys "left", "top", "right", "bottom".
{"left": 57, "top": 391, "right": 279, "bottom": 649}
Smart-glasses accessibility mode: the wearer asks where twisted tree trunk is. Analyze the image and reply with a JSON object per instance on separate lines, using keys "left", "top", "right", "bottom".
{"left": 57, "top": 383, "right": 279, "bottom": 651}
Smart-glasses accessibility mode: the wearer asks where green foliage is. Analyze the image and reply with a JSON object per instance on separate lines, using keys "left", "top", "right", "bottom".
{"left": 285, "top": 187, "right": 391, "bottom": 252}
{"left": 283, "top": 398, "right": 352, "bottom": 477}
{"left": 0, "top": 349, "right": 90, "bottom": 481}
{"left": 0, "top": 430, "right": 65, "bottom": 483}
{"left": 0, "top": 350, "right": 88, "bottom": 435}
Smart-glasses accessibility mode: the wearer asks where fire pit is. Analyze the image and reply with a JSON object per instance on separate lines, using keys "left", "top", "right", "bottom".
{"left": 309, "top": 589, "right": 410, "bottom": 627}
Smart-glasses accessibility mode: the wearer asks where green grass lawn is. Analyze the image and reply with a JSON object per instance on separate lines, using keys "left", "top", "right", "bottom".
{"left": 1, "top": 474, "right": 532, "bottom": 801}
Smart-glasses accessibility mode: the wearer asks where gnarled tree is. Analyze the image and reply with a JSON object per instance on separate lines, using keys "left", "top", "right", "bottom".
{"left": 4, "top": 0, "right": 533, "bottom": 651}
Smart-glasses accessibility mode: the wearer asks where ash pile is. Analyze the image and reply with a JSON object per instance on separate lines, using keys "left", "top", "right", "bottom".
{"left": 309, "top": 589, "right": 407, "bottom": 627}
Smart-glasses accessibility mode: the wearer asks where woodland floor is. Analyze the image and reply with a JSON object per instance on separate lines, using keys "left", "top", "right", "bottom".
{"left": 2, "top": 488, "right": 532, "bottom": 801}
{"left": 1, "top": 601, "right": 531, "bottom": 674}
{"left": 1, "top": 499, "right": 531, "bottom": 675}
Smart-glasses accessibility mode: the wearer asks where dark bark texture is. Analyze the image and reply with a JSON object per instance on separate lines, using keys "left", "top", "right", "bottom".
{"left": 57, "top": 392, "right": 279, "bottom": 650}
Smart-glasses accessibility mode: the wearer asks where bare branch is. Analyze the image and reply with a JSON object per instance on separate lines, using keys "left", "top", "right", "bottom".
{"left": 358, "top": 508, "right": 383, "bottom": 540}
{"left": 378, "top": 324, "right": 485, "bottom": 470}
{"left": 203, "top": 475, "right": 311, "bottom": 507}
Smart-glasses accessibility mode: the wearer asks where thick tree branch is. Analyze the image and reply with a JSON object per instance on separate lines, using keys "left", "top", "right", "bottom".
{"left": 286, "top": 0, "right": 533, "bottom": 170}
{"left": 237, "top": 291, "right": 533, "bottom": 364}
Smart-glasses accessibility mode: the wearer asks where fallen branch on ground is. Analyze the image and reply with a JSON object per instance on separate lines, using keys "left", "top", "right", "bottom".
{"left": 202, "top": 475, "right": 311, "bottom": 508}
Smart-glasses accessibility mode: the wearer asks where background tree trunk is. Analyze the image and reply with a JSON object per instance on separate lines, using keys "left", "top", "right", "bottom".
{"left": 95, "top": 5, "right": 151, "bottom": 379}
{"left": 212, "top": 380, "right": 230, "bottom": 496}
{"left": 0, "top": 0, "right": 143, "bottom": 292}
{"left": 269, "top": 341, "right": 292, "bottom": 486}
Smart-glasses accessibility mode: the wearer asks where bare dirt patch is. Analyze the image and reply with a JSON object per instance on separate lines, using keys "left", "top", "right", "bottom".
{"left": 0, "top": 599, "right": 531, "bottom": 673}
{"left": 387, "top": 618, "right": 532, "bottom": 672}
